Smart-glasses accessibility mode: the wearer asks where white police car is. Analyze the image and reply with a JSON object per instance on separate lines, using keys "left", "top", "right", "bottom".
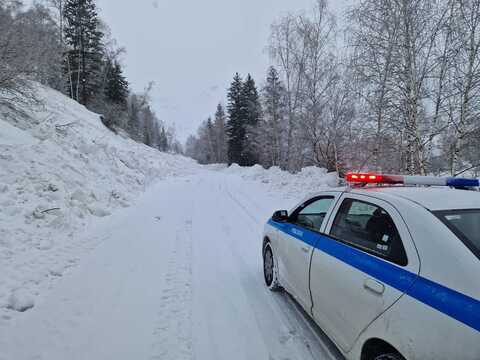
{"left": 262, "top": 173, "right": 480, "bottom": 360}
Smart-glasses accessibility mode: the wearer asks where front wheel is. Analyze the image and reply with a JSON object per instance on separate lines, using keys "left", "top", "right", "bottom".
{"left": 263, "top": 242, "right": 281, "bottom": 291}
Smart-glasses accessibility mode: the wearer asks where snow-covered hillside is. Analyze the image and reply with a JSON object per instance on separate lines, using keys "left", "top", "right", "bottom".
{"left": 0, "top": 85, "right": 199, "bottom": 315}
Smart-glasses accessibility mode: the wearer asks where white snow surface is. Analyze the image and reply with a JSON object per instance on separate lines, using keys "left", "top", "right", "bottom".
{"left": 0, "top": 85, "right": 341, "bottom": 360}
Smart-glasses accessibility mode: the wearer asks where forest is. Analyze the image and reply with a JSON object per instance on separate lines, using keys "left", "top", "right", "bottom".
{"left": 187, "top": 0, "right": 480, "bottom": 176}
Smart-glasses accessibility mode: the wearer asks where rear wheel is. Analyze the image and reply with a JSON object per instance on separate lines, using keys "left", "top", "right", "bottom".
{"left": 263, "top": 242, "right": 281, "bottom": 291}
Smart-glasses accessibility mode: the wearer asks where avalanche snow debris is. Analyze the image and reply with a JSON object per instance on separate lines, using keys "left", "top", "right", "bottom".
{"left": 222, "top": 164, "right": 339, "bottom": 200}
{"left": 0, "top": 83, "right": 199, "bottom": 323}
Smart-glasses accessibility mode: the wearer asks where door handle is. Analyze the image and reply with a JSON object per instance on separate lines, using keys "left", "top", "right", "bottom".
{"left": 301, "top": 246, "right": 311, "bottom": 254}
{"left": 364, "top": 278, "right": 385, "bottom": 295}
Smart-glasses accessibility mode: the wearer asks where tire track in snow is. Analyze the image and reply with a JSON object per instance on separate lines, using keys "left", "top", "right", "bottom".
{"left": 222, "top": 181, "right": 343, "bottom": 360}
{"left": 224, "top": 185, "right": 261, "bottom": 225}
{"left": 150, "top": 218, "right": 194, "bottom": 360}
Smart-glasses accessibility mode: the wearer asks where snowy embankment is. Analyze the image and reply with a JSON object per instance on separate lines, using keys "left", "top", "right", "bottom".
{"left": 0, "top": 84, "right": 198, "bottom": 316}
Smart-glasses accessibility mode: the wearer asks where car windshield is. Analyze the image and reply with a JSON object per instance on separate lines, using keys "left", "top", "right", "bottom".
{"left": 435, "top": 209, "right": 480, "bottom": 258}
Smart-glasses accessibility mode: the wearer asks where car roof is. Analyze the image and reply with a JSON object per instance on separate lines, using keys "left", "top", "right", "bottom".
{"left": 350, "top": 186, "right": 480, "bottom": 211}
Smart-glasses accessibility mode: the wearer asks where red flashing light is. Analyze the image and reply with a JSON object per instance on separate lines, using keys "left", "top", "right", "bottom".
{"left": 346, "top": 173, "right": 383, "bottom": 184}
{"left": 346, "top": 173, "right": 405, "bottom": 185}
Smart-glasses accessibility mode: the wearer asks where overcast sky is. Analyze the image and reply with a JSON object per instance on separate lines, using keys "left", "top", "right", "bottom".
{"left": 96, "top": 0, "right": 351, "bottom": 142}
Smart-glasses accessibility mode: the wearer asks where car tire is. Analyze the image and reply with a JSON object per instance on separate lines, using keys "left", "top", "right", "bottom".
{"left": 263, "top": 242, "right": 281, "bottom": 291}
{"left": 373, "top": 354, "right": 404, "bottom": 360}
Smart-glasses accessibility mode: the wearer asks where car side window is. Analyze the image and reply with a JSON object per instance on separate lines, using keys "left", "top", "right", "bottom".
{"left": 330, "top": 198, "right": 408, "bottom": 266}
{"left": 290, "top": 197, "right": 334, "bottom": 233}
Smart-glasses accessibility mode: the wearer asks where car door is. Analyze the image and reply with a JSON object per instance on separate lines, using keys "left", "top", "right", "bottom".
{"left": 309, "top": 193, "right": 420, "bottom": 352}
{"left": 276, "top": 195, "right": 338, "bottom": 310}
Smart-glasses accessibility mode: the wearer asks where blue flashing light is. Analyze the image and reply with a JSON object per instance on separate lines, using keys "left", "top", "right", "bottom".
{"left": 446, "top": 178, "right": 480, "bottom": 188}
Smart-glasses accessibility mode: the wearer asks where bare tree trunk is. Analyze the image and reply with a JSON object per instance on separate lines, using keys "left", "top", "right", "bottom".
{"left": 425, "top": 2, "right": 455, "bottom": 172}
{"left": 66, "top": 55, "right": 74, "bottom": 99}
{"left": 76, "top": 34, "right": 82, "bottom": 103}
{"left": 373, "top": 40, "right": 395, "bottom": 171}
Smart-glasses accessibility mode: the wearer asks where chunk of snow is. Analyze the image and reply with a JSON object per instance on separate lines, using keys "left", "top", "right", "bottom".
{"left": 88, "top": 205, "right": 111, "bottom": 217}
{"left": 7, "top": 289, "right": 35, "bottom": 312}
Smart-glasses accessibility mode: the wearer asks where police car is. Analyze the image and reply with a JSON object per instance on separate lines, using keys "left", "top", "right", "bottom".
{"left": 262, "top": 173, "right": 480, "bottom": 360}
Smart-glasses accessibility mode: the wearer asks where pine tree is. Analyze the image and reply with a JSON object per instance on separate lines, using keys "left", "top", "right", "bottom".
{"left": 63, "top": 0, "right": 104, "bottom": 106}
{"left": 226, "top": 73, "right": 245, "bottom": 165}
{"left": 104, "top": 60, "right": 129, "bottom": 107}
{"left": 158, "top": 126, "right": 168, "bottom": 152}
{"left": 205, "top": 117, "right": 216, "bottom": 162}
{"left": 240, "top": 74, "right": 262, "bottom": 166}
{"left": 214, "top": 103, "right": 228, "bottom": 163}
{"left": 262, "top": 66, "right": 287, "bottom": 167}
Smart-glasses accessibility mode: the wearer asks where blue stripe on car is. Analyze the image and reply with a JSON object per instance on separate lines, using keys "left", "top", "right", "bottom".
{"left": 268, "top": 220, "right": 480, "bottom": 332}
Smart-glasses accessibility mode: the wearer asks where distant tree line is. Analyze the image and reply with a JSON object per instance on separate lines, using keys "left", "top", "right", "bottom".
{"left": 189, "top": 0, "right": 480, "bottom": 177}
{"left": 0, "top": 0, "right": 181, "bottom": 154}
{"left": 186, "top": 73, "right": 263, "bottom": 166}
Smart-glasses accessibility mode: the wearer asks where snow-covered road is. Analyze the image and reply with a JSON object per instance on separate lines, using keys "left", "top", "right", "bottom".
{"left": 1, "top": 170, "right": 342, "bottom": 360}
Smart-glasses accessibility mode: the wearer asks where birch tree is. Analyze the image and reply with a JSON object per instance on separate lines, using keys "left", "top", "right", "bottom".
{"left": 349, "top": 0, "right": 400, "bottom": 171}
{"left": 447, "top": 0, "right": 480, "bottom": 174}
{"left": 269, "top": 13, "right": 307, "bottom": 171}
{"left": 296, "top": 0, "right": 339, "bottom": 171}
{"left": 350, "top": 0, "right": 451, "bottom": 174}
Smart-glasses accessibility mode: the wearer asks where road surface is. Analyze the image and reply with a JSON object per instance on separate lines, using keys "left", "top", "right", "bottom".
{"left": 1, "top": 170, "right": 342, "bottom": 360}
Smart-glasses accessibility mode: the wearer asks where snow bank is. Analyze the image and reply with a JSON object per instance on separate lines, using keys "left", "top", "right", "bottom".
{"left": 222, "top": 164, "right": 338, "bottom": 201}
{"left": 0, "top": 84, "right": 198, "bottom": 318}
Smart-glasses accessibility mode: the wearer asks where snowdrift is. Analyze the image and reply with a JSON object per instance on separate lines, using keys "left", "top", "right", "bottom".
{"left": 0, "top": 84, "right": 198, "bottom": 315}
{"left": 223, "top": 164, "right": 338, "bottom": 201}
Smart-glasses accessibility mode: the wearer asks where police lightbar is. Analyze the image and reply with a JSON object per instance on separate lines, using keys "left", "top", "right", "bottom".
{"left": 345, "top": 173, "right": 480, "bottom": 188}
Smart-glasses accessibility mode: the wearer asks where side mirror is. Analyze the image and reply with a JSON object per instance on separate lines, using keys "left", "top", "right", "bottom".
{"left": 272, "top": 210, "right": 288, "bottom": 223}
